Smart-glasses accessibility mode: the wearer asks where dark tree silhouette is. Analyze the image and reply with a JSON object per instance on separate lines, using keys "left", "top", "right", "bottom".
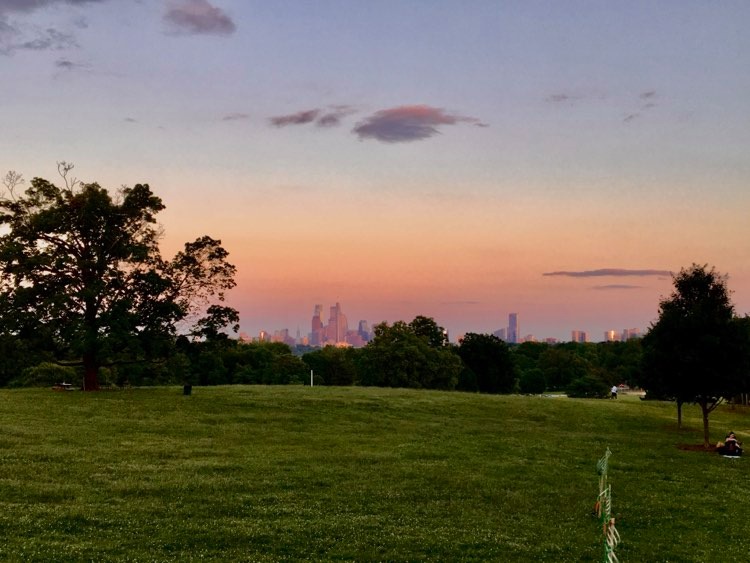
{"left": 642, "top": 264, "right": 747, "bottom": 447}
{"left": 458, "top": 333, "right": 516, "bottom": 394}
{"left": 0, "top": 164, "right": 237, "bottom": 390}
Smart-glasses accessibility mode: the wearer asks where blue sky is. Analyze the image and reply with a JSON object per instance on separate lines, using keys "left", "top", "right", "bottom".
{"left": 2, "top": 0, "right": 749, "bottom": 341}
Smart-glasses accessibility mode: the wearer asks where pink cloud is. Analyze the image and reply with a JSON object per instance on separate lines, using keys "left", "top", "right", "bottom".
{"left": 353, "top": 105, "right": 486, "bottom": 143}
{"left": 164, "top": 0, "right": 236, "bottom": 36}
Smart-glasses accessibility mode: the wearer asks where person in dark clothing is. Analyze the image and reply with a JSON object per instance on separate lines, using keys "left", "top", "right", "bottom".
{"left": 717, "top": 432, "right": 743, "bottom": 456}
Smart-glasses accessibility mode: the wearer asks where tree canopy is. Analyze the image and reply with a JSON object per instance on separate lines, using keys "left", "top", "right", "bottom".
{"left": 0, "top": 164, "right": 237, "bottom": 390}
{"left": 457, "top": 333, "right": 516, "bottom": 393}
{"left": 357, "top": 320, "right": 461, "bottom": 390}
{"left": 641, "top": 264, "right": 748, "bottom": 446}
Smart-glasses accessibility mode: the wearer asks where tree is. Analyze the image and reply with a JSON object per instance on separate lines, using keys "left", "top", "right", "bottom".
{"left": 408, "top": 315, "right": 449, "bottom": 348}
{"left": 457, "top": 333, "right": 516, "bottom": 394}
{"left": 302, "top": 346, "right": 358, "bottom": 386}
{"left": 537, "top": 346, "right": 591, "bottom": 391}
{"left": 641, "top": 264, "right": 747, "bottom": 447}
{"left": 0, "top": 165, "right": 237, "bottom": 390}
{"left": 357, "top": 321, "right": 461, "bottom": 390}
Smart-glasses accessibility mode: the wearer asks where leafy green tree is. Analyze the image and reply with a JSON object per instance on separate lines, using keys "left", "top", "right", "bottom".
{"left": 0, "top": 333, "right": 54, "bottom": 387}
{"left": 11, "top": 362, "right": 78, "bottom": 388}
{"left": 357, "top": 321, "right": 461, "bottom": 390}
{"left": 302, "top": 346, "right": 358, "bottom": 386}
{"left": 538, "top": 346, "right": 591, "bottom": 391}
{"left": 408, "top": 315, "right": 449, "bottom": 348}
{"left": 0, "top": 165, "right": 237, "bottom": 390}
{"left": 642, "top": 264, "right": 748, "bottom": 446}
{"left": 223, "top": 341, "right": 305, "bottom": 385}
{"left": 457, "top": 333, "right": 516, "bottom": 394}
{"left": 566, "top": 375, "right": 609, "bottom": 399}
{"left": 519, "top": 368, "right": 546, "bottom": 394}
{"left": 598, "top": 339, "right": 643, "bottom": 388}
{"left": 263, "top": 353, "right": 308, "bottom": 385}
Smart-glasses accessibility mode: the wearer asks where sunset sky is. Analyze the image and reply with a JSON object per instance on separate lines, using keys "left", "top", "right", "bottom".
{"left": 2, "top": 1, "right": 749, "bottom": 342}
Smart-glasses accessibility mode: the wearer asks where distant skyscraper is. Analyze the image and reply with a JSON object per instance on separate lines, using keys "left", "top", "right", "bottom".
{"left": 357, "top": 320, "right": 371, "bottom": 342}
{"left": 311, "top": 305, "right": 324, "bottom": 346}
{"left": 622, "top": 328, "right": 640, "bottom": 340}
{"left": 325, "top": 302, "right": 348, "bottom": 344}
{"left": 508, "top": 313, "right": 519, "bottom": 344}
{"left": 493, "top": 328, "right": 506, "bottom": 341}
{"left": 310, "top": 303, "right": 357, "bottom": 346}
{"left": 571, "top": 330, "right": 588, "bottom": 343}
{"left": 605, "top": 330, "right": 618, "bottom": 342}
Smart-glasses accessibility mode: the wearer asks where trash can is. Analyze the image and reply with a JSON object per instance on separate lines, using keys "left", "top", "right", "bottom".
{"left": 183, "top": 384, "right": 192, "bottom": 396}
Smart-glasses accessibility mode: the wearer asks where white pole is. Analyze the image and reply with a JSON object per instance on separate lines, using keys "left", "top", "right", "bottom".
{"left": 310, "top": 369, "right": 314, "bottom": 387}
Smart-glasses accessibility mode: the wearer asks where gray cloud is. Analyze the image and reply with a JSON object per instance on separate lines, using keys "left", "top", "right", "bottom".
{"left": 0, "top": 0, "right": 102, "bottom": 55}
{"left": 222, "top": 112, "right": 250, "bottom": 122}
{"left": 623, "top": 90, "right": 658, "bottom": 123}
{"left": 543, "top": 268, "right": 671, "bottom": 278}
{"left": 55, "top": 57, "right": 87, "bottom": 70}
{"left": 22, "top": 27, "right": 75, "bottom": 49}
{"left": 316, "top": 106, "right": 356, "bottom": 128}
{"left": 353, "top": 105, "right": 486, "bottom": 143}
{"left": 164, "top": 0, "right": 236, "bottom": 36}
{"left": 545, "top": 90, "right": 607, "bottom": 106}
{"left": 0, "top": 0, "right": 102, "bottom": 15}
{"left": 124, "top": 117, "right": 137, "bottom": 123}
{"left": 270, "top": 105, "right": 356, "bottom": 129}
{"left": 270, "top": 109, "right": 320, "bottom": 127}
{"left": 1, "top": 23, "right": 76, "bottom": 54}
{"left": 316, "top": 113, "right": 341, "bottom": 127}
{"left": 546, "top": 93, "right": 582, "bottom": 104}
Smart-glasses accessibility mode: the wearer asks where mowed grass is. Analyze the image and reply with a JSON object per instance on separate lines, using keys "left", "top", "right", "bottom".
{"left": 1, "top": 387, "right": 749, "bottom": 561}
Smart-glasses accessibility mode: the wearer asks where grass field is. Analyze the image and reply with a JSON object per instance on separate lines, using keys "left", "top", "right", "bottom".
{"left": 1, "top": 386, "right": 749, "bottom": 561}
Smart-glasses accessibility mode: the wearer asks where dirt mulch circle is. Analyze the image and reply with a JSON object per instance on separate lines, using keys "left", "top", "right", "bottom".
{"left": 676, "top": 444, "right": 722, "bottom": 453}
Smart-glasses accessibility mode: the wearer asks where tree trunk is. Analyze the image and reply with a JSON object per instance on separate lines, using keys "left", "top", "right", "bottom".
{"left": 700, "top": 400, "right": 711, "bottom": 448}
{"left": 82, "top": 352, "right": 100, "bottom": 391}
{"left": 677, "top": 399, "right": 683, "bottom": 429}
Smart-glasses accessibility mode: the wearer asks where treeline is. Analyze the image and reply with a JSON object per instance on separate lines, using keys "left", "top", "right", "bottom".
{"left": 1, "top": 315, "right": 643, "bottom": 396}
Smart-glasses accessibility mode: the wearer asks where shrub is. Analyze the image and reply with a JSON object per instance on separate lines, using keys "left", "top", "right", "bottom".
{"left": 12, "top": 362, "right": 78, "bottom": 388}
{"left": 519, "top": 368, "right": 546, "bottom": 394}
{"left": 566, "top": 375, "right": 609, "bottom": 398}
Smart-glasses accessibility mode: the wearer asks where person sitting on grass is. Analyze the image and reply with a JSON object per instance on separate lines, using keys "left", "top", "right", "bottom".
{"left": 717, "top": 432, "right": 743, "bottom": 456}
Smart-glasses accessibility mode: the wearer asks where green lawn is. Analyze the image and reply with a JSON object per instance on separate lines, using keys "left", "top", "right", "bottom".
{"left": 1, "top": 386, "right": 749, "bottom": 561}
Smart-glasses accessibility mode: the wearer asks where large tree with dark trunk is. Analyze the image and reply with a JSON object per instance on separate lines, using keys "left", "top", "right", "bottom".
{"left": 0, "top": 164, "right": 237, "bottom": 390}
{"left": 642, "top": 264, "right": 748, "bottom": 447}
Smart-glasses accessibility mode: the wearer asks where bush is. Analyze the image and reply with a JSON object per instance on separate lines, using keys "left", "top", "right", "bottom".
{"left": 519, "top": 368, "right": 546, "bottom": 394}
{"left": 566, "top": 375, "right": 609, "bottom": 399}
{"left": 12, "top": 362, "right": 78, "bottom": 388}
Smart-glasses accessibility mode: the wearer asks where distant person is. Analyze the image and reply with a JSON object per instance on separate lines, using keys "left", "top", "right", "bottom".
{"left": 717, "top": 432, "right": 742, "bottom": 456}
{"left": 611, "top": 385, "right": 618, "bottom": 399}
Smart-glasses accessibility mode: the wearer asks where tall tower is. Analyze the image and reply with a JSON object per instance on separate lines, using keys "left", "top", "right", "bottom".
{"left": 571, "top": 330, "right": 588, "bottom": 343}
{"left": 311, "top": 305, "right": 323, "bottom": 346}
{"left": 326, "top": 302, "right": 348, "bottom": 343}
{"left": 508, "top": 313, "right": 519, "bottom": 344}
{"left": 358, "top": 320, "right": 370, "bottom": 342}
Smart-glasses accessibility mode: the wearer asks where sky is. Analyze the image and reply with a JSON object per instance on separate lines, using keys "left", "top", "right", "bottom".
{"left": 2, "top": 0, "right": 749, "bottom": 342}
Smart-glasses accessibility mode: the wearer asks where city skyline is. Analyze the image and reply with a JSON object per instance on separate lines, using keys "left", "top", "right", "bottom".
{"left": 2, "top": 1, "right": 748, "bottom": 340}
{"left": 251, "top": 302, "right": 644, "bottom": 346}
